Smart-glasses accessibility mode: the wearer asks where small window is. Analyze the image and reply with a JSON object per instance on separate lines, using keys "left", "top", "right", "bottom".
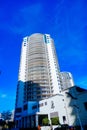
{"left": 39, "top": 103, "right": 43, "bottom": 107}
{"left": 45, "top": 102, "right": 47, "bottom": 105}
{"left": 24, "top": 43, "right": 26, "bottom": 46}
{"left": 63, "top": 116, "right": 66, "bottom": 122}
{"left": 15, "top": 108, "right": 22, "bottom": 113}
{"left": 84, "top": 102, "right": 87, "bottom": 110}
{"left": 32, "top": 105, "right": 37, "bottom": 109}
{"left": 23, "top": 104, "right": 28, "bottom": 110}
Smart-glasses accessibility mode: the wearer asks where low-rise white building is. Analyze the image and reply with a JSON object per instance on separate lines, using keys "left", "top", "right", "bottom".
{"left": 15, "top": 93, "right": 76, "bottom": 128}
{"left": 15, "top": 86, "right": 87, "bottom": 129}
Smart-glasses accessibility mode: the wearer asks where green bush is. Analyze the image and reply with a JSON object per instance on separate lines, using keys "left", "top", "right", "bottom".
{"left": 42, "top": 117, "right": 49, "bottom": 126}
{"left": 51, "top": 117, "right": 60, "bottom": 125}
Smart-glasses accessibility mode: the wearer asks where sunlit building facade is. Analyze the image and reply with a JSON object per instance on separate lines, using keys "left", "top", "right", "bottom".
{"left": 16, "top": 33, "right": 61, "bottom": 106}
{"left": 60, "top": 72, "right": 74, "bottom": 90}
{"left": 15, "top": 33, "right": 62, "bottom": 128}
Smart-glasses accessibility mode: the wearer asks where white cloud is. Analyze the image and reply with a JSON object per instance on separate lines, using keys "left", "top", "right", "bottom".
{"left": 1, "top": 94, "right": 7, "bottom": 98}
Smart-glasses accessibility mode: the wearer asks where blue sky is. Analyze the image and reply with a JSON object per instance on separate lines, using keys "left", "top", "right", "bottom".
{"left": 0, "top": 0, "right": 87, "bottom": 112}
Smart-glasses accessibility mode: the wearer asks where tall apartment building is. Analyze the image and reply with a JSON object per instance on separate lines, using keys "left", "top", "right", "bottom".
{"left": 15, "top": 33, "right": 62, "bottom": 126}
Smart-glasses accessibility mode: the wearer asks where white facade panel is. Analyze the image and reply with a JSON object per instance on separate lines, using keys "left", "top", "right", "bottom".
{"left": 47, "top": 43, "right": 60, "bottom": 94}
{"left": 18, "top": 37, "right": 28, "bottom": 82}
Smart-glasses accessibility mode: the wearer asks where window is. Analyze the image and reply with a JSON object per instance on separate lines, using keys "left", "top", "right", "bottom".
{"left": 32, "top": 105, "right": 37, "bottom": 109}
{"left": 39, "top": 103, "right": 43, "bottom": 107}
{"left": 84, "top": 102, "right": 87, "bottom": 110}
{"left": 23, "top": 104, "right": 28, "bottom": 110}
{"left": 45, "top": 102, "right": 47, "bottom": 105}
{"left": 51, "top": 101, "right": 55, "bottom": 109}
{"left": 15, "top": 108, "right": 22, "bottom": 113}
{"left": 63, "top": 116, "right": 66, "bottom": 122}
{"left": 24, "top": 43, "right": 26, "bottom": 46}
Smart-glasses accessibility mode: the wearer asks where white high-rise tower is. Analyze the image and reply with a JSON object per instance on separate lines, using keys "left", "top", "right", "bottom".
{"left": 15, "top": 33, "right": 61, "bottom": 107}
{"left": 15, "top": 33, "right": 62, "bottom": 127}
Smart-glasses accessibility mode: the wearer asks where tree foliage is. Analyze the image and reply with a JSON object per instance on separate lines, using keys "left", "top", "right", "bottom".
{"left": 1, "top": 110, "right": 12, "bottom": 121}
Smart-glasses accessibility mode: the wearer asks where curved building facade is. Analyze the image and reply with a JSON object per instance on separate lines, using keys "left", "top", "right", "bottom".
{"left": 15, "top": 33, "right": 62, "bottom": 116}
